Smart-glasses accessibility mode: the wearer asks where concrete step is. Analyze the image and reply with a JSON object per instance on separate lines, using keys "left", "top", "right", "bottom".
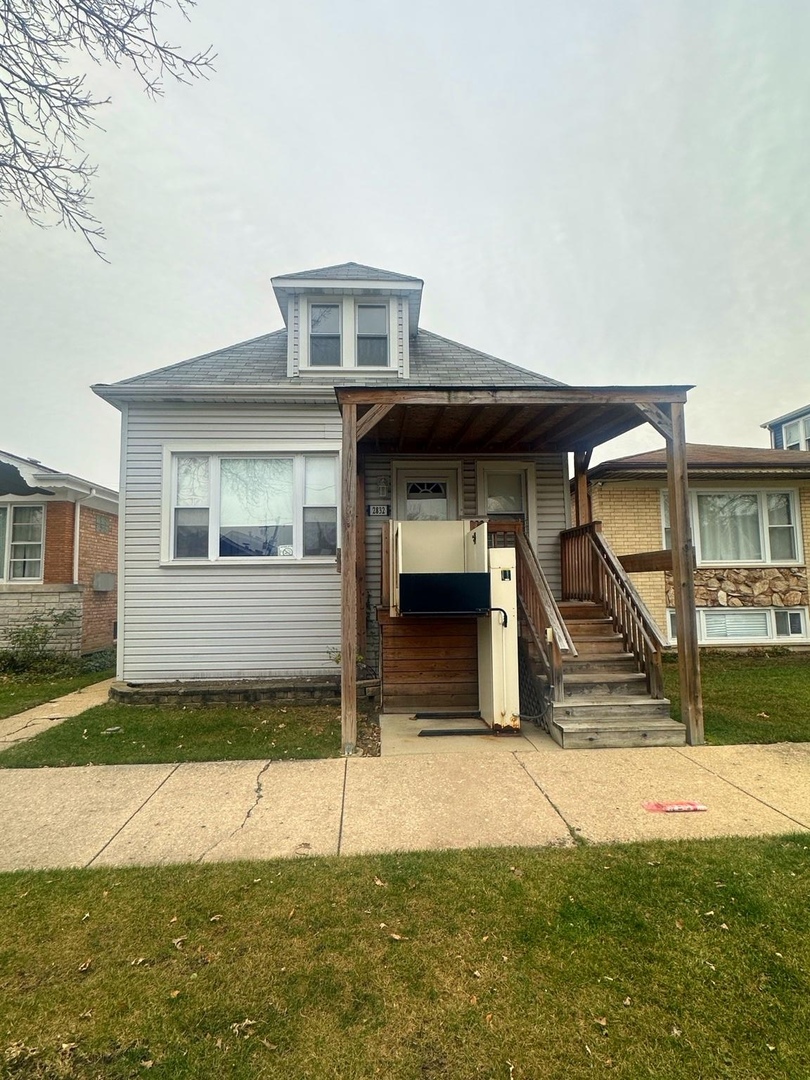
{"left": 564, "top": 672, "right": 649, "bottom": 698}
{"left": 549, "top": 715, "right": 686, "bottom": 749}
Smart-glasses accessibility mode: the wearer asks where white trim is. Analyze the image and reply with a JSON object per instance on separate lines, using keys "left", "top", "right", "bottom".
{"left": 271, "top": 277, "right": 423, "bottom": 293}
{"left": 298, "top": 295, "right": 395, "bottom": 374}
{"left": 476, "top": 461, "right": 538, "bottom": 547}
{"left": 392, "top": 461, "right": 463, "bottom": 520}
{"left": 667, "top": 605, "right": 809, "bottom": 645}
{"left": 661, "top": 486, "right": 804, "bottom": 567}
{"left": 117, "top": 404, "right": 128, "bottom": 678}
{"left": 783, "top": 416, "right": 810, "bottom": 452}
{"left": 162, "top": 447, "right": 340, "bottom": 565}
{"left": 400, "top": 297, "right": 410, "bottom": 378}
{"left": 0, "top": 503, "right": 46, "bottom": 583}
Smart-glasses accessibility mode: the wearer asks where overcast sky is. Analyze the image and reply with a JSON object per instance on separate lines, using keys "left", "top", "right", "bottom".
{"left": 2, "top": 0, "right": 809, "bottom": 491}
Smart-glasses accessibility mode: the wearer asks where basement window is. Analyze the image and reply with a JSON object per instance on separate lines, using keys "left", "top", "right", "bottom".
{"left": 667, "top": 607, "right": 807, "bottom": 644}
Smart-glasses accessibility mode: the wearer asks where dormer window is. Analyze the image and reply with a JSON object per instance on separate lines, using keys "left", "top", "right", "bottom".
{"left": 357, "top": 305, "right": 388, "bottom": 367}
{"left": 784, "top": 417, "right": 810, "bottom": 451}
{"left": 310, "top": 304, "right": 341, "bottom": 367}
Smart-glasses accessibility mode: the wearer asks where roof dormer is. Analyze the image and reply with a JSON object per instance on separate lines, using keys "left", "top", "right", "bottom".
{"left": 271, "top": 262, "right": 423, "bottom": 379}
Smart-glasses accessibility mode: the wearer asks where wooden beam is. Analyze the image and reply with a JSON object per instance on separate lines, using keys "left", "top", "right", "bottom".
{"left": 356, "top": 455, "right": 367, "bottom": 658}
{"left": 573, "top": 450, "right": 592, "bottom": 526}
{"left": 666, "top": 401, "right": 704, "bottom": 745}
{"left": 341, "top": 402, "right": 358, "bottom": 754}
{"left": 636, "top": 402, "right": 674, "bottom": 441}
{"left": 356, "top": 403, "right": 395, "bottom": 442}
{"left": 619, "top": 550, "right": 673, "bottom": 573}
{"left": 424, "top": 406, "right": 450, "bottom": 450}
{"left": 336, "top": 386, "right": 692, "bottom": 408}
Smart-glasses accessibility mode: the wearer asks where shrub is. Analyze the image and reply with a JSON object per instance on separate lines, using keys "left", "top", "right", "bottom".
{"left": 0, "top": 608, "right": 80, "bottom": 675}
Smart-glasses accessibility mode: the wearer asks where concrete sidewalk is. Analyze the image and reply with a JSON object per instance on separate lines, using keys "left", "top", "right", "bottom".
{"left": 0, "top": 679, "right": 115, "bottom": 750}
{"left": 1, "top": 741, "right": 809, "bottom": 871}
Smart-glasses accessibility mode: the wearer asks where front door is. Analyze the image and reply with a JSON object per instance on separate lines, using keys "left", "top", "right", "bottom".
{"left": 395, "top": 468, "right": 459, "bottom": 521}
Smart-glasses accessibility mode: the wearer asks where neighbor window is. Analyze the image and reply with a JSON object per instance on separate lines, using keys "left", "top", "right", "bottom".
{"left": 0, "top": 505, "right": 44, "bottom": 580}
{"left": 661, "top": 490, "right": 799, "bottom": 564}
{"left": 783, "top": 417, "right": 810, "bottom": 451}
{"left": 668, "top": 607, "right": 806, "bottom": 644}
{"left": 356, "top": 304, "right": 389, "bottom": 367}
{"left": 309, "top": 304, "right": 341, "bottom": 366}
{"left": 172, "top": 454, "right": 337, "bottom": 560}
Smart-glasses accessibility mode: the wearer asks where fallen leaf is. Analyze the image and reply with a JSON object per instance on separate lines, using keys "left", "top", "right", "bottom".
{"left": 470, "top": 995, "right": 478, "bottom": 1004}
{"left": 390, "top": 932, "right": 407, "bottom": 941}
{"left": 288, "top": 908, "right": 295, "bottom": 919}
{"left": 675, "top": 919, "right": 684, "bottom": 930}
{"left": 170, "top": 990, "right": 181, "bottom": 998}
{"left": 767, "top": 1044, "right": 776, "bottom": 1051}
{"left": 131, "top": 958, "right": 147, "bottom": 966}
{"left": 169, "top": 916, "right": 177, "bottom": 924}
{"left": 671, "top": 1026, "right": 682, "bottom": 1037}
{"left": 79, "top": 1010, "right": 93, "bottom": 1020}
{"left": 374, "top": 877, "right": 387, "bottom": 887}
{"left": 81, "top": 912, "right": 90, "bottom": 922}
{"left": 209, "top": 915, "right": 223, "bottom": 922}
{"left": 472, "top": 970, "right": 482, "bottom": 979}
{"left": 172, "top": 937, "right": 187, "bottom": 950}
{"left": 757, "top": 712, "right": 770, "bottom": 719}
{"left": 141, "top": 1061, "right": 154, "bottom": 1069}
{"left": 78, "top": 959, "right": 92, "bottom": 973}
{"left": 595, "top": 1017, "right": 608, "bottom": 1028}
{"left": 720, "top": 923, "right": 729, "bottom": 930}
{"left": 623, "top": 997, "right": 631, "bottom": 1007}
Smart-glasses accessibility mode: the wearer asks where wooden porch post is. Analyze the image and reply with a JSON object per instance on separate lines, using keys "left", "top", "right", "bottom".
{"left": 573, "top": 450, "right": 593, "bottom": 526}
{"left": 341, "top": 403, "right": 358, "bottom": 754}
{"left": 665, "top": 402, "right": 704, "bottom": 745}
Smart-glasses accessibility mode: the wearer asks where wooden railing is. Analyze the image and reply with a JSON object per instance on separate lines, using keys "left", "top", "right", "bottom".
{"left": 560, "top": 522, "right": 667, "bottom": 698}
{"left": 488, "top": 521, "right": 576, "bottom": 701}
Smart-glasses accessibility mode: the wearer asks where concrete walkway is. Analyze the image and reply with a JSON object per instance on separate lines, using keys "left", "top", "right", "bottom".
{"left": 0, "top": 678, "right": 116, "bottom": 750}
{"left": 1, "top": 740, "right": 809, "bottom": 871}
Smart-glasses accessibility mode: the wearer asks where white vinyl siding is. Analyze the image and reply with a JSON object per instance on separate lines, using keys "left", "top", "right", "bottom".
{"left": 120, "top": 403, "right": 343, "bottom": 682}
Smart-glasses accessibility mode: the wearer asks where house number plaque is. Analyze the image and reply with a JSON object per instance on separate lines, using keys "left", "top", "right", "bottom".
{"left": 367, "top": 504, "right": 391, "bottom": 518}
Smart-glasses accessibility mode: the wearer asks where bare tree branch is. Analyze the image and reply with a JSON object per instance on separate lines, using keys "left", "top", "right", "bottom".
{"left": 0, "top": 0, "right": 214, "bottom": 257}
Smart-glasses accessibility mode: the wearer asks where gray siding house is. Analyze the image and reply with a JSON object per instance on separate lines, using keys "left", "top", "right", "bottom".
{"left": 94, "top": 262, "right": 705, "bottom": 749}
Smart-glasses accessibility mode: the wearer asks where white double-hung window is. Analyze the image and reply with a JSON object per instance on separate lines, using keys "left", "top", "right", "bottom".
{"left": 783, "top": 417, "right": 810, "bottom": 451}
{"left": 662, "top": 490, "right": 800, "bottom": 564}
{"left": 171, "top": 453, "right": 338, "bottom": 561}
{"left": 302, "top": 298, "right": 391, "bottom": 369}
{"left": 0, "top": 505, "right": 44, "bottom": 580}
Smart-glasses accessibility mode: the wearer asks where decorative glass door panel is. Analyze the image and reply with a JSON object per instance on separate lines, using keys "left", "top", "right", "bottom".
{"left": 396, "top": 470, "right": 458, "bottom": 521}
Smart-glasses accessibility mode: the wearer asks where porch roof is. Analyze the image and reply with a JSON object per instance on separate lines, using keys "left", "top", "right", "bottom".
{"left": 335, "top": 384, "right": 693, "bottom": 454}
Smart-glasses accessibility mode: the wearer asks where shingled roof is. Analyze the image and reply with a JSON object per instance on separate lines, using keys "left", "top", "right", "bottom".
{"left": 589, "top": 443, "right": 810, "bottom": 481}
{"left": 105, "top": 327, "right": 564, "bottom": 390}
{"left": 272, "top": 261, "right": 422, "bottom": 283}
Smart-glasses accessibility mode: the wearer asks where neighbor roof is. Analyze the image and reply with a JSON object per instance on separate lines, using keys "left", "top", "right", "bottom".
{"left": 97, "top": 327, "right": 564, "bottom": 393}
{"left": 589, "top": 443, "right": 810, "bottom": 481}
{"left": 761, "top": 404, "right": 810, "bottom": 429}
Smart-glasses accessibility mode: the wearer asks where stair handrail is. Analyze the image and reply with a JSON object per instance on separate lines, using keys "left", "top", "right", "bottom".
{"left": 561, "top": 522, "right": 667, "bottom": 698}
{"left": 488, "top": 521, "right": 576, "bottom": 702}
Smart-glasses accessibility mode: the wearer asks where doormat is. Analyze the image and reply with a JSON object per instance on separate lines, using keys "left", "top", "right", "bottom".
{"left": 643, "top": 801, "right": 708, "bottom": 813}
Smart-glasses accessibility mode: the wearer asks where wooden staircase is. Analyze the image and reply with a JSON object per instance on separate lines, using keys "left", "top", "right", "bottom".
{"left": 550, "top": 601, "right": 685, "bottom": 749}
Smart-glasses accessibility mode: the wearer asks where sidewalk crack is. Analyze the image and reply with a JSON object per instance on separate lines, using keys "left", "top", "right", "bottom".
{"left": 197, "top": 760, "right": 273, "bottom": 863}
{"left": 85, "top": 763, "right": 182, "bottom": 867}
{"left": 514, "top": 754, "right": 584, "bottom": 845}
{"left": 673, "top": 747, "right": 810, "bottom": 832}
{"left": 337, "top": 758, "right": 348, "bottom": 855}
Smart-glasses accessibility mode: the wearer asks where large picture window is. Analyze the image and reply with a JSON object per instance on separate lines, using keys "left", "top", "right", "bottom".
{"left": 0, "top": 504, "right": 44, "bottom": 580}
{"left": 171, "top": 454, "right": 337, "bottom": 561}
{"left": 662, "top": 490, "right": 800, "bottom": 565}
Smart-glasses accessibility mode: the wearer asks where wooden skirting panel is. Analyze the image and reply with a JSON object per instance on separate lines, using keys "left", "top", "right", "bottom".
{"left": 378, "top": 609, "right": 479, "bottom": 711}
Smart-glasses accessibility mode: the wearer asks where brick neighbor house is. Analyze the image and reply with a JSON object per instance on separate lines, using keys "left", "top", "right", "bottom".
{"left": 0, "top": 450, "right": 119, "bottom": 656}
{"left": 586, "top": 443, "right": 810, "bottom": 647}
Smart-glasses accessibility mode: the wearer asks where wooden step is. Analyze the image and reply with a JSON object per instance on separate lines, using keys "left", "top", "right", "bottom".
{"left": 570, "top": 637, "right": 626, "bottom": 655}
{"left": 549, "top": 715, "right": 686, "bottom": 749}
{"left": 557, "top": 602, "right": 607, "bottom": 619}
{"left": 563, "top": 654, "right": 637, "bottom": 673}
{"left": 552, "top": 696, "right": 673, "bottom": 722}
{"left": 564, "top": 672, "right": 649, "bottom": 698}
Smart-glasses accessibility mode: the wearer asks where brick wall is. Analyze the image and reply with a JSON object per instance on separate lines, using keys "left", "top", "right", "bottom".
{"left": 43, "top": 501, "right": 75, "bottom": 584}
{"left": 589, "top": 483, "right": 668, "bottom": 633}
{"left": 77, "top": 506, "right": 118, "bottom": 653}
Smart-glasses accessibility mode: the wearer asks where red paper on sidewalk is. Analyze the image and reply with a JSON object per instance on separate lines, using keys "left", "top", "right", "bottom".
{"left": 643, "top": 801, "right": 708, "bottom": 813}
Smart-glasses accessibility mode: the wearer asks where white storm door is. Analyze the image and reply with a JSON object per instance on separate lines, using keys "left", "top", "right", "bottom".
{"left": 395, "top": 468, "right": 459, "bottom": 521}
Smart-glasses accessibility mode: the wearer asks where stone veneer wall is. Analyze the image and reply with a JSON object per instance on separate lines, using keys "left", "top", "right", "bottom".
{"left": 0, "top": 584, "right": 84, "bottom": 656}
{"left": 665, "top": 567, "right": 808, "bottom": 609}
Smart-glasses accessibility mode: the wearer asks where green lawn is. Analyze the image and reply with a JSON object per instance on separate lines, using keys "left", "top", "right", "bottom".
{"left": 0, "top": 701, "right": 342, "bottom": 768}
{"left": 0, "top": 837, "right": 808, "bottom": 1078}
{"left": 664, "top": 652, "right": 810, "bottom": 744}
{"left": 0, "top": 670, "right": 114, "bottom": 720}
